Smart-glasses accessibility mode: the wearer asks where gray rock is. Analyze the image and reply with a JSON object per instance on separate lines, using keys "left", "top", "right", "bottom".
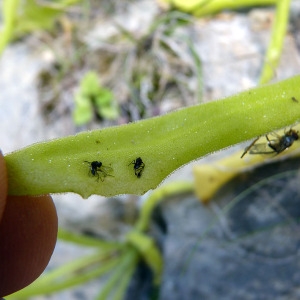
{"left": 158, "top": 158, "right": 300, "bottom": 300}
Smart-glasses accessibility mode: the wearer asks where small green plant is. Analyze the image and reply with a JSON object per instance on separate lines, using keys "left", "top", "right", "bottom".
{"left": 73, "top": 71, "right": 119, "bottom": 125}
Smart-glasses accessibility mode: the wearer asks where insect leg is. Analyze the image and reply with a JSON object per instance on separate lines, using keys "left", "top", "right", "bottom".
{"left": 241, "top": 137, "right": 260, "bottom": 158}
{"left": 265, "top": 134, "right": 278, "bottom": 153}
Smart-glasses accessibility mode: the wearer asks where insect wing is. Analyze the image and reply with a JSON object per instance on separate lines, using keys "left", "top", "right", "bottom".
{"left": 100, "top": 165, "right": 114, "bottom": 176}
{"left": 248, "top": 142, "right": 274, "bottom": 155}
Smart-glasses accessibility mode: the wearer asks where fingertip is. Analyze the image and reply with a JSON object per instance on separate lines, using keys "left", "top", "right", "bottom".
{"left": 0, "top": 195, "right": 58, "bottom": 297}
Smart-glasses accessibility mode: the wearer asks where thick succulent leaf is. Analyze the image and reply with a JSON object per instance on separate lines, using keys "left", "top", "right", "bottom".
{"left": 5, "top": 76, "right": 300, "bottom": 198}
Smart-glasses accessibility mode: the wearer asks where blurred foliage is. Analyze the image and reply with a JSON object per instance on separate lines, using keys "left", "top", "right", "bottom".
{"left": 158, "top": 0, "right": 290, "bottom": 84}
{"left": 0, "top": 0, "right": 79, "bottom": 55}
{"left": 13, "top": 0, "right": 80, "bottom": 37}
{"left": 73, "top": 71, "right": 119, "bottom": 125}
{"left": 6, "top": 181, "right": 193, "bottom": 299}
{"left": 108, "top": 11, "right": 203, "bottom": 120}
{"left": 158, "top": 0, "right": 277, "bottom": 17}
{"left": 259, "top": 0, "right": 291, "bottom": 83}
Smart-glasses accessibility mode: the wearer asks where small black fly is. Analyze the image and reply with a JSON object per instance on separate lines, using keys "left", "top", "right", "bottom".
{"left": 129, "top": 157, "right": 145, "bottom": 178}
{"left": 266, "top": 129, "right": 299, "bottom": 153}
{"left": 241, "top": 129, "right": 299, "bottom": 158}
{"left": 84, "top": 160, "right": 113, "bottom": 181}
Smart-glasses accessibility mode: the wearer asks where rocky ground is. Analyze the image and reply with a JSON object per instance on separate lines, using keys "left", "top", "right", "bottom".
{"left": 1, "top": 0, "right": 300, "bottom": 299}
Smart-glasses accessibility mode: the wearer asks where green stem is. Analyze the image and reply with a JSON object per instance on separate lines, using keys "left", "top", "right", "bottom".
{"left": 126, "top": 231, "right": 164, "bottom": 284}
{"left": 0, "top": 0, "right": 19, "bottom": 55}
{"left": 167, "top": 0, "right": 277, "bottom": 16}
{"left": 135, "top": 181, "right": 194, "bottom": 232}
{"left": 5, "top": 76, "right": 300, "bottom": 198}
{"left": 259, "top": 0, "right": 291, "bottom": 83}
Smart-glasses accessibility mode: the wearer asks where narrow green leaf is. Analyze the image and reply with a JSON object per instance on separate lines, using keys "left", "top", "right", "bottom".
{"left": 9, "top": 251, "right": 124, "bottom": 298}
{"left": 5, "top": 76, "right": 300, "bottom": 198}
{"left": 0, "top": 0, "right": 19, "bottom": 55}
{"left": 58, "top": 228, "right": 122, "bottom": 248}
{"left": 259, "top": 0, "right": 291, "bottom": 83}
{"left": 112, "top": 261, "right": 137, "bottom": 300}
{"left": 96, "top": 250, "right": 138, "bottom": 300}
{"left": 161, "top": 0, "right": 277, "bottom": 17}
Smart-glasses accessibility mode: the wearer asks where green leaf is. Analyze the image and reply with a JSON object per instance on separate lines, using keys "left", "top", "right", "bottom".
{"left": 13, "top": 0, "right": 79, "bottom": 37}
{"left": 72, "top": 94, "right": 93, "bottom": 125}
{"left": 58, "top": 228, "right": 122, "bottom": 248}
{"left": 0, "top": 0, "right": 80, "bottom": 55}
{"left": 95, "top": 89, "right": 114, "bottom": 106}
{"left": 80, "top": 72, "right": 102, "bottom": 96}
{"left": 160, "top": 0, "right": 277, "bottom": 16}
{"left": 259, "top": 0, "right": 291, "bottom": 83}
{"left": 9, "top": 251, "right": 124, "bottom": 298}
{"left": 0, "top": 0, "right": 20, "bottom": 55}
{"left": 5, "top": 76, "right": 300, "bottom": 198}
{"left": 95, "top": 250, "right": 138, "bottom": 300}
{"left": 98, "top": 105, "right": 119, "bottom": 120}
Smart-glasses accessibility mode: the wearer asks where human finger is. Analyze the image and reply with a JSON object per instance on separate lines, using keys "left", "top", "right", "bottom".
{"left": 0, "top": 153, "right": 58, "bottom": 297}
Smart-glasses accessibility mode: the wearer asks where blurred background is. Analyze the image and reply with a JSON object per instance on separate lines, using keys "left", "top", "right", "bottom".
{"left": 1, "top": 0, "right": 300, "bottom": 299}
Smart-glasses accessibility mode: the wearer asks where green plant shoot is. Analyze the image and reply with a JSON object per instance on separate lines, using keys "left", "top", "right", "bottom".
{"left": 259, "top": 0, "right": 291, "bottom": 83}
{"left": 5, "top": 75, "right": 300, "bottom": 198}
{"left": 158, "top": 0, "right": 277, "bottom": 17}
{"left": 73, "top": 71, "right": 118, "bottom": 125}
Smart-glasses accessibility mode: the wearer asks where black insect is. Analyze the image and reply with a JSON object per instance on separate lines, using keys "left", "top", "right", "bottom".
{"left": 84, "top": 160, "right": 113, "bottom": 181}
{"left": 267, "top": 129, "right": 299, "bottom": 153}
{"left": 129, "top": 157, "right": 145, "bottom": 178}
{"left": 241, "top": 129, "right": 299, "bottom": 158}
{"left": 292, "top": 97, "right": 299, "bottom": 103}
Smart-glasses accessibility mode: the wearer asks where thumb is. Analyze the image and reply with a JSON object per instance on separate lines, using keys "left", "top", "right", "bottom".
{"left": 0, "top": 152, "right": 58, "bottom": 298}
